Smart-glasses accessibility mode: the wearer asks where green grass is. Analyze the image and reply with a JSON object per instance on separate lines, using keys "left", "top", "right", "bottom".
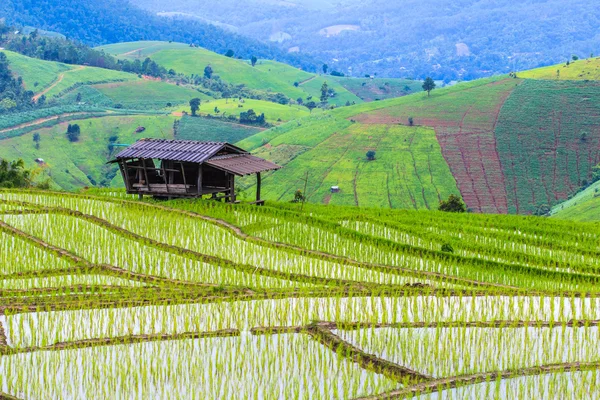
{"left": 93, "top": 80, "right": 210, "bottom": 109}
{"left": 519, "top": 57, "right": 600, "bottom": 80}
{"left": 43, "top": 66, "right": 138, "bottom": 99}
{"left": 176, "top": 115, "right": 262, "bottom": 143}
{"left": 0, "top": 114, "right": 177, "bottom": 190}
{"left": 243, "top": 120, "right": 458, "bottom": 208}
{"left": 551, "top": 180, "right": 600, "bottom": 221}
{"left": 331, "top": 76, "right": 423, "bottom": 102}
{"left": 193, "top": 98, "right": 310, "bottom": 123}
{"left": 98, "top": 41, "right": 363, "bottom": 106}
{"left": 96, "top": 40, "right": 192, "bottom": 59}
{"left": 4, "top": 50, "right": 71, "bottom": 93}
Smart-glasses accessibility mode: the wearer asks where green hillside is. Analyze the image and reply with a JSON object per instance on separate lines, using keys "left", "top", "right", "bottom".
{"left": 331, "top": 76, "right": 423, "bottom": 102}
{"left": 551, "top": 180, "right": 600, "bottom": 222}
{"left": 247, "top": 57, "right": 600, "bottom": 214}
{"left": 98, "top": 41, "right": 362, "bottom": 106}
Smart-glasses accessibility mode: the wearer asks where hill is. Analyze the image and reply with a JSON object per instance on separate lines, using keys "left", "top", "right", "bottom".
{"left": 551, "top": 180, "right": 600, "bottom": 222}
{"left": 98, "top": 41, "right": 364, "bottom": 106}
{"left": 241, "top": 57, "right": 600, "bottom": 214}
{"left": 0, "top": 189, "right": 599, "bottom": 398}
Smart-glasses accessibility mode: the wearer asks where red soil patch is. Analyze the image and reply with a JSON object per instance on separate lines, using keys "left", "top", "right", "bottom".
{"left": 354, "top": 80, "right": 519, "bottom": 214}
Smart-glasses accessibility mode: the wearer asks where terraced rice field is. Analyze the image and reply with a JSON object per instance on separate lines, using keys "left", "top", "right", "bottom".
{"left": 1, "top": 189, "right": 600, "bottom": 398}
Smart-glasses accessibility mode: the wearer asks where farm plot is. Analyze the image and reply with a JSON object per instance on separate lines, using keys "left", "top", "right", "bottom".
{"left": 1, "top": 190, "right": 600, "bottom": 399}
{"left": 93, "top": 80, "right": 211, "bottom": 110}
{"left": 176, "top": 115, "right": 262, "bottom": 143}
{"left": 256, "top": 123, "right": 458, "bottom": 210}
{"left": 2, "top": 191, "right": 599, "bottom": 292}
{"left": 353, "top": 78, "right": 519, "bottom": 214}
{"left": 495, "top": 79, "right": 600, "bottom": 214}
{"left": 0, "top": 334, "right": 399, "bottom": 400}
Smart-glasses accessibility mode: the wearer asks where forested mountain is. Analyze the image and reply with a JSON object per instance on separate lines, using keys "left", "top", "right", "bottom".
{"left": 0, "top": 0, "right": 317, "bottom": 72}
{"left": 133, "top": 0, "right": 600, "bottom": 80}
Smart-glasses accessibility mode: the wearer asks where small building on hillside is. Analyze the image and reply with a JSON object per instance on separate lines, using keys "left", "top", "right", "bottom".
{"left": 110, "top": 139, "right": 281, "bottom": 204}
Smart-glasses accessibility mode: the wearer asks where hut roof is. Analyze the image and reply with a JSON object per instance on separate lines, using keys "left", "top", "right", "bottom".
{"left": 205, "top": 154, "right": 281, "bottom": 176}
{"left": 113, "top": 139, "right": 246, "bottom": 164}
{"left": 111, "top": 138, "right": 281, "bottom": 176}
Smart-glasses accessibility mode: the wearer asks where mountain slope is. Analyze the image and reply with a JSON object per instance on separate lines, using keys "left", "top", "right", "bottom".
{"left": 244, "top": 58, "right": 600, "bottom": 214}
{"left": 0, "top": 0, "right": 316, "bottom": 71}
{"left": 98, "top": 41, "right": 363, "bottom": 106}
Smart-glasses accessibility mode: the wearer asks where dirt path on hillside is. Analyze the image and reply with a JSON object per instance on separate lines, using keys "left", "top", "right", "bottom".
{"left": 298, "top": 76, "right": 317, "bottom": 86}
{"left": 0, "top": 112, "right": 93, "bottom": 135}
{"left": 33, "top": 66, "right": 86, "bottom": 101}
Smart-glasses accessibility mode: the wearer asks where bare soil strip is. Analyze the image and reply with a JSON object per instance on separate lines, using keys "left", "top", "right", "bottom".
{"left": 355, "top": 361, "right": 600, "bottom": 399}
{"left": 0, "top": 329, "right": 239, "bottom": 355}
{"left": 306, "top": 323, "right": 433, "bottom": 385}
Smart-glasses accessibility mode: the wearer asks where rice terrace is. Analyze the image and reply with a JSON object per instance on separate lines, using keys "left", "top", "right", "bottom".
{"left": 2, "top": 1, "right": 600, "bottom": 398}
{"left": 0, "top": 188, "right": 599, "bottom": 399}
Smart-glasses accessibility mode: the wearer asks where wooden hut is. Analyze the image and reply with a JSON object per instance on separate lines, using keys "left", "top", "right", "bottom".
{"left": 110, "top": 139, "right": 281, "bottom": 204}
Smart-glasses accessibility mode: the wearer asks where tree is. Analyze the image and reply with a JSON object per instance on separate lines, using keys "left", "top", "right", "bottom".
{"left": 292, "top": 189, "right": 305, "bottom": 203}
{"left": 225, "top": 49, "right": 235, "bottom": 58}
{"left": 0, "top": 159, "right": 32, "bottom": 188}
{"left": 304, "top": 101, "right": 317, "bottom": 113}
{"left": 214, "top": 106, "right": 220, "bottom": 114}
{"left": 189, "top": 98, "right": 201, "bottom": 116}
{"left": 296, "top": 97, "right": 303, "bottom": 105}
{"left": 408, "top": 117, "right": 414, "bottom": 126}
{"left": 572, "top": 55, "right": 579, "bottom": 61}
{"left": 251, "top": 56, "right": 257, "bottom": 67}
{"left": 366, "top": 150, "right": 376, "bottom": 161}
{"left": 33, "top": 133, "right": 41, "bottom": 149}
{"left": 320, "top": 82, "right": 329, "bottom": 103}
{"left": 66, "top": 124, "right": 81, "bottom": 142}
{"left": 438, "top": 194, "right": 466, "bottom": 213}
{"left": 592, "top": 164, "right": 600, "bottom": 183}
{"left": 76, "top": 92, "right": 82, "bottom": 103}
{"left": 422, "top": 77, "right": 436, "bottom": 97}
{"left": 37, "top": 95, "right": 46, "bottom": 106}
{"left": 322, "top": 64, "right": 328, "bottom": 74}
{"left": 204, "top": 65, "right": 213, "bottom": 79}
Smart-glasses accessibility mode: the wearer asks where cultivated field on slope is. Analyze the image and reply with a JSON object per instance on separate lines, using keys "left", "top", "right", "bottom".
{"left": 238, "top": 114, "right": 459, "bottom": 208}
{"left": 193, "top": 98, "right": 310, "bottom": 123}
{"left": 331, "top": 76, "right": 423, "bottom": 102}
{"left": 0, "top": 115, "right": 176, "bottom": 190}
{"left": 4, "top": 51, "right": 71, "bottom": 92}
{"left": 176, "top": 115, "right": 262, "bottom": 143}
{"left": 495, "top": 80, "right": 600, "bottom": 214}
{"left": 345, "top": 77, "right": 519, "bottom": 214}
{"left": 519, "top": 57, "right": 600, "bottom": 80}
{"left": 1, "top": 191, "right": 600, "bottom": 398}
{"left": 92, "top": 80, "right": 211, "bottom": 109}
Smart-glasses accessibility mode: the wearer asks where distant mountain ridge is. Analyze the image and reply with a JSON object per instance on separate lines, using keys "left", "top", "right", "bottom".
{"left": 131, "top": 0, "right": 600, "bottom": 80}
{"left": 0, "top": 0, "right": 317, "bottom": 72}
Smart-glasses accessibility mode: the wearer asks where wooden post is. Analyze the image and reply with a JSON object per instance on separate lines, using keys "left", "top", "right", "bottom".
{"left": 256, "top": 172, "right": 261, "bottom": 203}
{"left": 197, "top": 164, "right": 203, "bottom": 196}
{"left": 119, "top": 160, "right": 131, "bottom": 191}
{"left": 180, "top": 163, "right": 188, "bottom": 194}
{"left": 141, "top": 159, "right": 150, "bottom": 188}
{"left": 229, "top": 173, "right": 236, "bottom": 203}
{"left": 161, "top": 160, "right": 170, "bottom": 195}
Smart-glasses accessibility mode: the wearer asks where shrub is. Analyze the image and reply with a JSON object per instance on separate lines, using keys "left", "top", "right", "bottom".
{"left": 439, "top": 194, "right": 466, "bottom": 213}
{"left": 366, "top": 150, "right": 376, "bottom": 161}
